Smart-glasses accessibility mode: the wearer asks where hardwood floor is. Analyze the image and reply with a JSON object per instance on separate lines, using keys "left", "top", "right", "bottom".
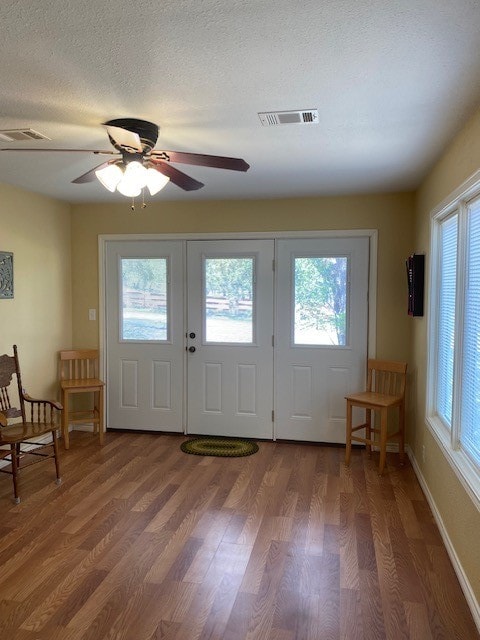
{"left": 0, "top": 432, "right": 477, "bottom": 640}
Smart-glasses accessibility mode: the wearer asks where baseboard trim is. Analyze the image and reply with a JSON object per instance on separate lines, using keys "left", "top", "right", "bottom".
{"left": 407, "top": 445, "right": 480, "bottom": 633}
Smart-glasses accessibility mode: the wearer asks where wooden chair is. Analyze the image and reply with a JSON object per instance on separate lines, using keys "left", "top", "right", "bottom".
{"left": 59, "top": 349, "right": 105, "bottom": 449}
{"left": 345, "top": 359, "right": 407, "bottom": 475}
{"left": 0, "top": 345, "right": 62, "bottom": 503}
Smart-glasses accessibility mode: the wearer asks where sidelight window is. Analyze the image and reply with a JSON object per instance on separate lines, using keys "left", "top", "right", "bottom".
{"left": 293, "top": 256, "right": 348, "bottom": 346}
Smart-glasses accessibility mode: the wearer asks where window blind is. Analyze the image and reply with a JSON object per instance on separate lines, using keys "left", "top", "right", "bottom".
{"left": 461, "top": 198, "right": 480, "bottom": 463}
{"left": 436, "top": 214, "right": 458, "bottom": 426}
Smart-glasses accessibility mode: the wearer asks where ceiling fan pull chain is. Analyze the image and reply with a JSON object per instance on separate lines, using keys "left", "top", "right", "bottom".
{"left": 131, "top": 197, "right": 135, "bottom": 212}
{"left": 142, "top": 189, "right": 147, "bottom": 209}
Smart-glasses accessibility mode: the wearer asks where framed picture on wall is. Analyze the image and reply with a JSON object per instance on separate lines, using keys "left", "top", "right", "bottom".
{"left": 0, "top": 251, "right": 14, "bottom": 299}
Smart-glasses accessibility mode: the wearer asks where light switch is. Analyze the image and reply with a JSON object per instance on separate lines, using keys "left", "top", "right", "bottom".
{"left": 89, "top": 308, "right": 96, "bottom": 321}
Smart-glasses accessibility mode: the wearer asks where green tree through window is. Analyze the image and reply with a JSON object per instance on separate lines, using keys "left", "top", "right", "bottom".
{"left": 205, "top": 258, "right": 253, "bottom": 315}
{"left": 294, "top": 256, "right": 347, "bottom": 345}
{"left": 121, "top": 258, "right": 168, "bottom": 341}
{"left": 122, "top": 259, "right": 167, "bottom": 294}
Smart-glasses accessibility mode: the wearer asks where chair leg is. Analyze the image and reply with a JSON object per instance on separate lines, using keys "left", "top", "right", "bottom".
{"left": 93, "top": 391, "right": 98, "bottom": 435}
{"left": 98, "top": 387, "right": 104, "bottom": 446}
{"left": 345, "top": 400, "right": 352, "bottom": 466}
{"left": 52, "top": 430, "right": 62, "bottom": 485}
{"left": 366, "top": 408, "right": 372, "bottom": 457}
{"left": 378, "top": 408, "right": 388, "bottom": 475}
{"left": 62, "top": 389, "right": 70, "bottom": 450}
{"left": 10, "top": 443, "right": 20, "bottom": 504}
{"left": 399, "top": 400, "right": 406, "bottom": 466}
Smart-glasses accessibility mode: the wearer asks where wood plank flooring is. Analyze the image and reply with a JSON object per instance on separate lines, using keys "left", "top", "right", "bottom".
{"left": 0, "top": 432, "right": 477, "bottom": 640}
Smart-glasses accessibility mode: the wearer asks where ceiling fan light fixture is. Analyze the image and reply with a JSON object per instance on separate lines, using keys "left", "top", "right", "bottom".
{"left": 123, "top": 160, "right": 148, "bottom": 188}
{"left": 116, "top": 178, "right": 142, "bottom": 198}
{"left": 146, "top": 167, "right": 170, "bottom": 195}
{"left": 115, "top": 161, "right": 148, "bottom": 197}
{"left": 95, "top": 163, "right": 123, "bottom": 192}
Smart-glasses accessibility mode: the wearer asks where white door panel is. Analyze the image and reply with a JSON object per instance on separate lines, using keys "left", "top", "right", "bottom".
{"left": 275, "top": 237, "right": 369, "bottom": 442}
{"left": 105, "top": 240, "right": 184, "bottom": 431}
{"left": 186, "top": 240, "right": 274, "bottom": 438}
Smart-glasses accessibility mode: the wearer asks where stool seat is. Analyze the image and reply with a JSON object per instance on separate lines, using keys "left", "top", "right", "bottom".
{"left": 345, "top": 391, "right": 403, "bottom": 408}
{"left": 60, "top": 378, "right": 104, "bottom": 391}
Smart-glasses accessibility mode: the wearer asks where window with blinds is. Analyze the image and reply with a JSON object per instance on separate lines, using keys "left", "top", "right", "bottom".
{"left": 461, "top": 199, "right": 480, "bottom": 465}
{"left": 429, "top": 188, "right": 480, "bottom": 491}
{"left": 436, "top": 214, "right": 457, "bottom": 427}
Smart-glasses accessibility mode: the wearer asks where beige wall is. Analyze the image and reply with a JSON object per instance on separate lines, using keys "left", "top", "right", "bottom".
{"left": 413, "top": 107, "right": 480, "bottom": 602}
{"left": 0, "top": 183, "right": 72, "bottom": 400}
{"left": 71, "top": 192, "right": 414, "bottom": 358}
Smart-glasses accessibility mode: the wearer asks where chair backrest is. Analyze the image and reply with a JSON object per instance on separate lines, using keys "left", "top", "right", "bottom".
{"left": 59, "top": 349, "right": 99, "bottom": 381}
{"left": 0, "top": 345, "right": 25, "bottom": 421}
{"left": 366, "top": 359, "right": 407, "bottom": 397}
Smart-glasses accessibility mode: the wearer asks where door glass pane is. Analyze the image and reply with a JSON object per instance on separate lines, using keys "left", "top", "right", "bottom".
{"left": 205, "top": 257, "right": 254, "bottom": 343}
{"left": 294, "top": 256, "right": 348, "bottom": 346}
{"left": 121, "top": 258, "right": 168, "bottom": 341}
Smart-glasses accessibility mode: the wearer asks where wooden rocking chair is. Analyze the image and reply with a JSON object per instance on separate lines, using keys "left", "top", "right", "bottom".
{"left": 0, "top": 345, "right": 62, "bottom": 503}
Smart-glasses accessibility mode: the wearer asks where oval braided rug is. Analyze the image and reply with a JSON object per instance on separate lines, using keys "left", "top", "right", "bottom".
{"left": 180, "top": 436, "right": 259, "bottom": 457}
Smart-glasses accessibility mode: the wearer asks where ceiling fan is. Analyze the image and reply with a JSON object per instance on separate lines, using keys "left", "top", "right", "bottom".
{"left": 1, "top": 118, "right": 250, "bottom": 197}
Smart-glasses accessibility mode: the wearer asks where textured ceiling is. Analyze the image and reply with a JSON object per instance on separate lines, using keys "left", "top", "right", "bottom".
{"left": 0, "top": 0, "right": 480, "bottom": 203}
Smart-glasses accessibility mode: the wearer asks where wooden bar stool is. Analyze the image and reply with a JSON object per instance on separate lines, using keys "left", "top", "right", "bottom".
{"left": 59, "top": 349, "right": 105, "bottom": 449}
{"left": 345, "top": 359, "right": 407, "bottom": 475}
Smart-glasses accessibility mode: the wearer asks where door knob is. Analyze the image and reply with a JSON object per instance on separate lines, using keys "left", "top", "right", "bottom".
{"left": 189, "top": 332, "right": 196, "bottom": 339}
{"left": 188, "top": 346, "right": 196, "bottom": 353}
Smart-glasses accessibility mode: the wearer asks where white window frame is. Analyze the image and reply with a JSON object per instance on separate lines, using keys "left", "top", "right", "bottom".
{"left": 427, "top": 169, "right": 480, "bottom": 510}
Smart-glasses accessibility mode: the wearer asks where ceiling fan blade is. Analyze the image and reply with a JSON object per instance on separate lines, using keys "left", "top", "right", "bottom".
{"left": 149, "top": 160, "right": 204, "bottom": 191}
{"left": 1, "top": 148, "right": 117, "bottom": 154}
{"left": 150, "top": 150, "right": 250, "bottom": 172}
{"left": 104, "top": 125, "right": 143, "bottom": 152}
{"left": 71, "top": 160, "right": 117, "bottom": 184}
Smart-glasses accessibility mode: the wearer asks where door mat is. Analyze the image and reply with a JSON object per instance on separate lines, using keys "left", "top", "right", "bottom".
{"left": 180, "top": 436, "right": 259, "bottom": 457}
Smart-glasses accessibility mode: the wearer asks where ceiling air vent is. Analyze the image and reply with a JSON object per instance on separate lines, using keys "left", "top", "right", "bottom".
{"left": 0, "top": 128, "right": 51, "bottom": 142}
{"left": 258, "top": 109, "right": 319, "bottom": 126}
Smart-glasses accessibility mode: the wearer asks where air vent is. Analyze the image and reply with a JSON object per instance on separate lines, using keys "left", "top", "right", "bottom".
{"left": 258, "top": 109, "right": 319, "bottom": 126}
{"left": 0, "top": 128, "right": 51, "bottom": 142}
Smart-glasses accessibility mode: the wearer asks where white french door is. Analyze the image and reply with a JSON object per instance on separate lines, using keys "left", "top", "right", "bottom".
{"left": 275, "top": 237, "right": 369, "bottom": 442}
{"left": 186, "top": 240, "right": 274, "bottom": 438}
{"left": 105, "top": 240, "right": 185, "bottom": 431}
{"left": 104, "top": 235, "right": 370, "bottom": 442}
